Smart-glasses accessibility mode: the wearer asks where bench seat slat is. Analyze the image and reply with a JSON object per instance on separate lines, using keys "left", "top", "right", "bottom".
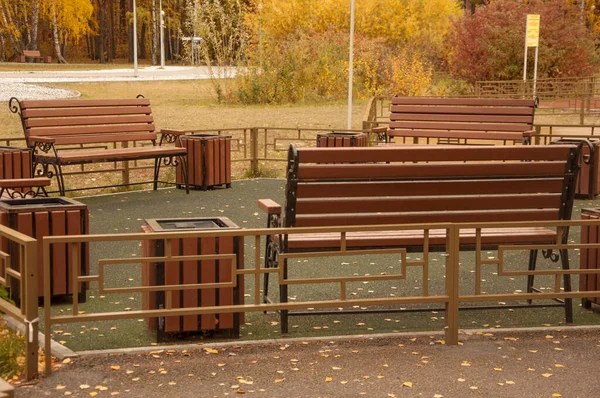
{"left": 35, "top": 146, "right": 187, "bottom": 165}
{"left": 29, "top": 133, "right": 158, "bottom": 146}
{"left": 24, "top": 115, "right": 155, "bottom": 128}
{"left": 294, "top": 209, "right": 559, "bottom": 227}
{"left": 296, "top": 145, "right": 573, "bottom": 163}
{"left": 285, "top": 228, "right": 557, "bottom": 250}
{"left": 297, "top": 162, "right": 568, "bottom": 180}
{"left": 295, "top": 194, "right": 562, "bottom": 214}
{"left": 296, "top": 178, "right": 565, "bottom": 198}
{"left": 22, "top": 106, "right": 152, "bottom": 118}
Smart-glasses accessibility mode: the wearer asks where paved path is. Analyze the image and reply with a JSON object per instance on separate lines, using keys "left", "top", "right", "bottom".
{"left": 14, "top": 328, "right": 600, "bottom": 397}
{"left": 0, "top": 66, "right": 225, "bottom": 83}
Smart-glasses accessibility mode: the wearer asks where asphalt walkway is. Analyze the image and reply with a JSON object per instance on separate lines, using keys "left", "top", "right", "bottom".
{"left": 15, "top": 328, "right": 600, "bottom": 397}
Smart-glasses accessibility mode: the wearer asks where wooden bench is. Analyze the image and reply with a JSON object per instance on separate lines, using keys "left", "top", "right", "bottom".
{"left": 20, "top": 50, "right": 51, "bottom": 63}
{"left": 258, "top": 144, "right": 581, "bottom": 334}
{"left": 373, "top": 97, "right": 537, "bottom": 145}
{"left": 8, "top": 96, "right": 189, "bottom": 195}
{"left": 0, "top": 147, "right": 50, "bottom": 198}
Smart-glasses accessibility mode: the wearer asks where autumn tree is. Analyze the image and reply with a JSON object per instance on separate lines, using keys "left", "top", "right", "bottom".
{"left": 447, "top": 0, "right": 598, "bottom": 83}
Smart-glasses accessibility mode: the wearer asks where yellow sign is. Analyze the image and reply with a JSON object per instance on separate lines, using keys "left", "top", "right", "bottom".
{"left": 526, "top": 14, "right": 540, "bottom": 47}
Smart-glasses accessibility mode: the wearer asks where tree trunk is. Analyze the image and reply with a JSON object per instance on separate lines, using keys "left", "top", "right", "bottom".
{"left": 128, "top": 0, "right": 133, "bottom": 62}
{"left": 30, "top": 0, "right": 40, "bottom": 49}
{"left": 151, "top": 0, "right": 158, "bottom": 65}
{"left": 108, "top": 0, "right": 115, "bottom": 60}
{"left": 0, "top": 30, "right": 6, "bottom": 61}
{"left": 140, "top": 22, "right": 146, "bottom": 59}
{"left": 0, "top": 0, "right": 23, "bottom": 54}
{"left": 51, "top": 2, "right": 67, "bottom": 63}
{"left": 97, "top": 0, "right": 106, "bottom": 63}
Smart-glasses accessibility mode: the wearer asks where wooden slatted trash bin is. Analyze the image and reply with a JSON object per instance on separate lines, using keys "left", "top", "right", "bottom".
{"left": 552, "top": 139, "right": 600, "bottom": 199}
{"left": 316, "top": 132, "right": 369, "bottom": 147}
{"left": 581, "top": 208, "right": 600, "bottom": 308}
{"left": 141, "top": 217, "right": 244, "bottom": 340}
{"left": 0, "top": 197, "right": 89, "bottom": 302}
{"left": 176, "top": 134, "right": 232, "bottom": 191}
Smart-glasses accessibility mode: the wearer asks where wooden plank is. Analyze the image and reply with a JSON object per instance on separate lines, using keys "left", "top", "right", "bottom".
{"left": 50, "top": 211, "right": 67, "bottom": 296}
{"left": 389, "top": 113, "right": 534, "bottom": 123}
{"left": 219, "top": 138, "right": 226, "bottom": 185}
{"left": 164, "top": 238, "right": 181, "bottom": 333}
{"left": 27, "top": 124, "right": 156, "bottom": 138}
{"left": 205, "top": 139, "right": 215, "bottom": 187}
{"left": 22, "top": 106, "right": 153, "bottom": 118}
{"left": 293, "top": 209, "right": 559, "bottom": 227}
{"left": 16, "top": 213, "right": 33, "bottom": 298}
{"left": 34, "top": 212, "right": 49, "bottom": 298}
{"left": 225, "top": 137, "right": 231, "bottom": 184}
{"left": 218, "top": 236, "right": 234, "bottom": 329}
{"left": 390, "top": 104, "right": 535, "bottom": 116}
{"left": 580, "top": 214, "right": 590, "bottom": 293}
{"left": 296, "top": 145, "right": 573, "bottom": 164}
{"left": 140, "top": 226, "right": 156, "bottom": 329}
{"left": 200, "top": 237, "right": 217, "bottom": 330}
{"left": 296, "top": 178, "right": 565, "bottom": 198}
{"left": 3, "top": 152, "right": 13, "bottom": 180}
{"left": 66, "top": 211, "right": 81, "bottom": 294}
{"left": 20, "top": 98, "right": 151, "bottom": 109}
{"left": 295, "top": 194, "right": 562, "bottom": 214}
{"left": 37, "top": 146, "right": 186, "bottom": 164}
{"left": 182, "top": 237, "right": 199, "bottom": 332}
{"left": 389, "top": 121, "right": 532, "bottom": 132}
{"left": 391, "top": 97, "right": 535, "bottom": 107}
{"left": 24, "top": 115, "right": 155, "bottom": 129}
{"left": 296, "top": 162, "right": 568, "bottom": 180}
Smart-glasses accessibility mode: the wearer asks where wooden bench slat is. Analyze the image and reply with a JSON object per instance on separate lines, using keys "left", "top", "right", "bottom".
{"left": 388, "top": 121, "right": 533, "bottom": 132}
{"left": 27, "top": 124, "right": 156, "bottom": 138}
{"left": 296, "top": 162, "right": 568, "bottom": 180}
{"left": 391, "top": 97, "right": 536, "bottom": 107}
{"left": 32, "top": 133, "right": 158, "bottom": 146}
{"left": 296, "top": 179, "right": 565, "bottom": 197}
{"left": 389, "top": 113, "right": 534, "bottom": 123}
{"left": 390, "top": 105, "right": 535, "bottom": 116}
{"left": 296, "top": 145, "right": 573, "bottom": 163}
{"left": 22, "top": 106, "right": 152, "bottom": 119}
{"left": 387, "top": 130, "right": 527, "bottom": 141}
{"left": 286, "top": 228, "right": 557, "bottom": 250}
{"left": 294, "top": 209, "right": 560, "bottom": 227}
{"left": 20, "top": 98, "right": 151, "bottom": 108}
{"left": 295, "top": 194, "right": 562, "bottom": 214}
{"left": 36, "top": 146, "right": 187, "bottom": 164}
{"left": 24, "top": 115, "right": 154, "bottom": 128}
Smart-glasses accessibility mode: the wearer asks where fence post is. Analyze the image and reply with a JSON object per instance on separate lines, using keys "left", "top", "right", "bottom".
{"left": 250, "top": 127, "right": 259, "bottom": 175}
{"left": 24, "top": 240, "right": 39, "bottom": 380}
{"left": 581, "top": 93, "right": 586, "bottom": 125}
{"left": 444, "top": 225, "right": 460, "bottom": 346}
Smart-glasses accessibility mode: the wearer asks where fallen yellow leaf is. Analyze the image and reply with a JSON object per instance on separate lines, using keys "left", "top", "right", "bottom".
{"left": 402, "top": 381, "right": 413, "bottom": 388}
{"left": 80, "top": 385, "right": 90, "bottom": 389}
{"left": 325, "top": 377, "right": 333, "bottom": 382}
{"left": 90, "top": 392, "right": 98, "bottom": 397}
{"left": 542, "top": 373, "right": 553, "bottom": 378}
{"left": 110, "top": 365, "right": 120, "bottom": 371}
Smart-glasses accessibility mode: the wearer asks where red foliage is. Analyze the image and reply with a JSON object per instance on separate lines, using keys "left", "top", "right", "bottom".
{"left": 447, "top": 0, "right": 598, "bottom": 83}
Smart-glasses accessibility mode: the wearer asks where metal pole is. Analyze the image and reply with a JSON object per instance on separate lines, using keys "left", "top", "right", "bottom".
{"left": 160, "top": 0, "right": 165, "bottom": 68}
{"left": 347, "top": 0, "right": 355, "bottom": 130}
{"left": 133, "top": 0, "right": 138, "bottom": 77}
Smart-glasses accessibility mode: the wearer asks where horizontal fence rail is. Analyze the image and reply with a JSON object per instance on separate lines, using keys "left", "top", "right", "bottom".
{"left": 38, "top": 219, "right": 600, "bottom": 376}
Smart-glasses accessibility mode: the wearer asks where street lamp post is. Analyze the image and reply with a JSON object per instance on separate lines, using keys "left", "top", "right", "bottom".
{"left": 133, "top": 0, "right": 138, "bottom": 77}
{"left": 160, "top": 0, "right": 165, "bottom": 68}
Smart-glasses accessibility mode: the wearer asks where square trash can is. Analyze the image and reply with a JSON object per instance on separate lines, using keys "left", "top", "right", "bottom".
{"left": 176, "top": 134, "right": 232, "bottom": 191}
{"left": 316, "top": 132, "right": 369, "bottom": 147}
{"left": 0, "top": 197, "right": 89, "bottom": 301}
{"left": 141, "top": 217, "right": 244, "bottom": 339}
{"left": 580, "top": 208, "right": 600, "bottom": 308}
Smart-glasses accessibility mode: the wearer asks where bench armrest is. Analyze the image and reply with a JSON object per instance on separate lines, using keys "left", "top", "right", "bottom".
{"left": 371, "top": 126, "right": 389, "bottom": 144}
{"left": 371, "top": 126, "right": 388, "bottom": 133}
{"left": 31, "top": 136, "right": 56, "bottom": 144}
{"left": 258, "top": 199, "right": 281, "bottom": 216}
{"left": 159, "top": 129, "right": 186, "bottom": 145}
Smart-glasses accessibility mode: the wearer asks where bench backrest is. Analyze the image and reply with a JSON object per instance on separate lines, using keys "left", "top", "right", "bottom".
{"left": 387, "top": 97, "right": 536, "bottom": 142}
{"left": 12, "top": 98, "right": 156, "bottom": 147}
{"left": 283, "top": 144, "right": 580, "bottom": 228}
{"left": 23, "top": 50, "right": 41, "bottom": 57}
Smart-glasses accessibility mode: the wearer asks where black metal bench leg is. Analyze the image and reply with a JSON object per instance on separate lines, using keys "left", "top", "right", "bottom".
{"left": 527, "top": 249, "right": 538, "bottom": 305}
{"left": 560, "top": 248, "right": 574, "bottom": 324}
{"left": 280, "top": 257, "right": 289, "bottom": 335}
{"left": 153, "top": 158, "right": 161, "bottom": 190}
